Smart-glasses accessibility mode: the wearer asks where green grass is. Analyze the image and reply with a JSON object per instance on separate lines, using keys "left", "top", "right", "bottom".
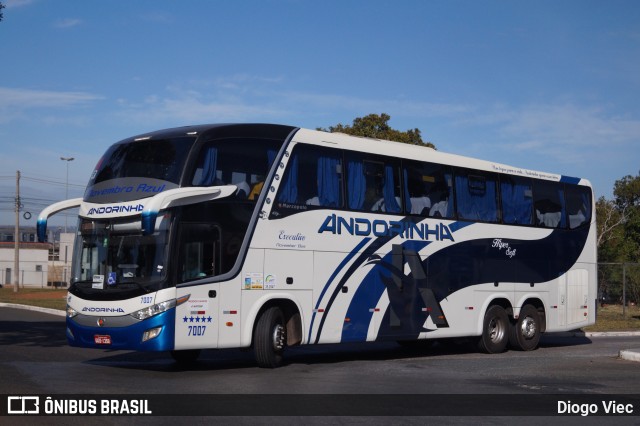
{"left": 583, "top": 304, "right": 640, "bottom": 332}
{"left": 0, "top": 287, "right": 67, "bottom": 311}
{"left": 1, "top": 287, "right": 639, "bottom": 332}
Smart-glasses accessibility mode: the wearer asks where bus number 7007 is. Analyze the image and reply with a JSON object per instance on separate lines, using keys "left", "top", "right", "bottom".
{"left": 188, "top": 326, "right": 206, "bottom": 336}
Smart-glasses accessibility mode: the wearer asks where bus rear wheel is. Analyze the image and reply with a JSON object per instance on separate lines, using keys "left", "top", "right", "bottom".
{"left": 477, "top": 305, "right": 509, "bottom": 354}
{"left": 509, "top": 304, "right": 541, "bottom": 351}
{"left": 254, "top": 306, "right": 286, "bottom": 368}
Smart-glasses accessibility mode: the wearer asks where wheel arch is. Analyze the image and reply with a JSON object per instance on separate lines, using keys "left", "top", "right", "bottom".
{"left": 515, "top": 297, "right": 547, "bottom": 333}
{"left": 476, "top": 296, "right": 513, "bottom": 336}
{"left": 243, "top": 294, "right": 304, "bottom": 348}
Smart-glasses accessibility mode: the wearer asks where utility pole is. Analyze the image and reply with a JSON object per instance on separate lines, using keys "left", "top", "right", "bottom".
{"left": 60, "top": 156, "right": 74, "bottom": 232}
{"left": 14, "top": 170, "right": 20, "bottom": 293}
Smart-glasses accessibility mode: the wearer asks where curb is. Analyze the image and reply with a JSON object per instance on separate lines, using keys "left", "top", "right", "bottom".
{"left": 0, "top": 302, "right": 66, "bottom": 317}
{"left": 620, "top": 349, "right": 640, "bottom": 363}
{"left": 548, "top": 330, "right": 640, "bottom": 338}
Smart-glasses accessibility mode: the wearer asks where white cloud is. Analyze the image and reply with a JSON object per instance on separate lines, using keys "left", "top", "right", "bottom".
{"left": 4, "top": 0, "right": 35, "bottom": 8}
{"left": 114, "top": 75, "right": 473, "bottom": 130}
{"left": 53, "top": 18, "right": 82, "bottom": 29}
{"left": 110, "top": 77, "right": 640, "bottom": 185}
{"left": 453, "top": 102, "right": 640, "bottom": 156}
{"left": 0, "top": 87, "right": 103, "bottom": 123}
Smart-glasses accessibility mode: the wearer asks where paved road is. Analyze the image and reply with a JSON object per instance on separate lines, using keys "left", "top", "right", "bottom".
{"left": 1, "top": 306, "right": 639, "bottom": 424}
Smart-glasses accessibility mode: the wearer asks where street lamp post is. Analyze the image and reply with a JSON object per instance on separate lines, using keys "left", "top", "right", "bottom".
{"left": 60, "top": 156, "right": 74, "bottom": 232}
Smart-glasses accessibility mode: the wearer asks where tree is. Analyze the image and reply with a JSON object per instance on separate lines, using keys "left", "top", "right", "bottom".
{"left": 597, "top": 172, "right": 640, "bottom": 304}
{"left": 596, "top": 196, "right": 628, "bottom": 254}
{"left": 614, "top": 171, "right": 640, "bottom": 262}
{"left": 319, "top": 113, "right": 435, "bottom": 149}
{"left": 0, "top": 2, "right": 5, "bottom": 22}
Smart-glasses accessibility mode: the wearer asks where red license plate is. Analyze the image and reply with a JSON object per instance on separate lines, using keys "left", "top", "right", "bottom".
{"left": 94, "top": 335, "right": 112, "bottom": 345}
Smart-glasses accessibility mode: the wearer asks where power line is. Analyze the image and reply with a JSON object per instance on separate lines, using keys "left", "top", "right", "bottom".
{"left": 21, "top": 176, "right": 86, "bottom": 189}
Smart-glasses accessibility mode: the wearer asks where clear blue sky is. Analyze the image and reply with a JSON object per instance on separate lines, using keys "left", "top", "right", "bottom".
{"left": 1, "top": 0, "right": 639, "bottom": 227}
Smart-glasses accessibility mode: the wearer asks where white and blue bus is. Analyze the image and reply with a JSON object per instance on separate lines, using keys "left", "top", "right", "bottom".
{"left": 38, "top": 124, "right": 596, "bottom": 367}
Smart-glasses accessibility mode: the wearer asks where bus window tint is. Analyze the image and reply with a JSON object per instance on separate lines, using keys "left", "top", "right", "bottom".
{"left": 455, "top": 169, "right": 499, "bottom": 222}
{"left": 403, "top": 161, "right": 454, "bottom": 218}
{"left": 533, "top": 180, "right": 566, "bottom": 228}
{"left": 178, "top": 223, "right": 221, "bottom": 282}
{"left": 191, "top": 138, "right": 280, "bottom": 200}
{"left": 275, "top": 145, "right": 343, "bottom": 209}
{"left": 346, "top": 152, "right": 401, "bottom": 214}
{"left": 501, "top": 176, "right": 533, "bottom": 225}
{"left": 93, "top": 137, "right": 195, "bottom": 184}
{"left": 566, "top": 185, "right": 592, "bottom": 229}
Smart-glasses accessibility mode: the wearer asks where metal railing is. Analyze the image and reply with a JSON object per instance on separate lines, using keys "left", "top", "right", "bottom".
{"left": 598, "top": 262, "right": 640, "bottom": 318}
{"left": 0, "top": 268, "right": 68, "bottom": 288}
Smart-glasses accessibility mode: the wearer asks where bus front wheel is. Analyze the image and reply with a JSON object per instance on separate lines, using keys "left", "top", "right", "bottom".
{"left": 509, "top": 304, "right": 541, "bottom": 351}
{"left": 254, "top": 306, "right": 286, "bottom": 368}
{"left": 477, "top": 305, "right": 509, "bottom": 354}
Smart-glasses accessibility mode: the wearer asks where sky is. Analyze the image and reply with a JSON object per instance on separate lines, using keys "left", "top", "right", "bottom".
{"left": 1, "top": 0, "right": 639, "bottom": 227}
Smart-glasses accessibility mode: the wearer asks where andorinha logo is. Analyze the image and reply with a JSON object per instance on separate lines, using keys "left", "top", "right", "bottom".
{"left": 318, "top": 214, "right": 454, "bottom": 242}
{"left": 87, "top": 204, "right": 144, "bottom": 215}
{"left": 82, "top": 307, "right": 125, "bottom": 313}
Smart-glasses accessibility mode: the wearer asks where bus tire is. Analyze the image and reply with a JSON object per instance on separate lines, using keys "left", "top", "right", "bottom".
{"left": 254, "top": 306, "right": 286, "bottom": 368}
{"left": 170, "top": 349, "right": 201, "bottom": 365}
{"left": 477, "top": 305, "right": 509, "bottom": 354}
{"left": 509, "top": 304, "right": 541, "bottom": 351}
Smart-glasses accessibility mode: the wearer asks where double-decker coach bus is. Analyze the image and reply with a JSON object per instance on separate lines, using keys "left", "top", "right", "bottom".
{"left": 38, "top": 123, "right": 596, "bottom": 367}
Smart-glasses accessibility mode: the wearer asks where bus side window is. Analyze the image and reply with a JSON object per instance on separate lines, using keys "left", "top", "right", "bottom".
{"left": 455, "top": 169, "right": 499, "bottom": 222}
{"left": 275, "top": 145, "right": 343, "bottom": 212}
{"left": 346, "top": 152, "right": 401, "bottom": 214}
{"left": 500, "top": 176, "right": 533, "bottom": 225}
{"left": 190, "top": 138, "right": 280, "bottom": 202}
{"left": 403, "top": 160, "right": 453, "bottom": 218}
{"left": 566, "top": 185, "right": 592, "bottom": 229}
{"left": 532, "top": 180, "right": 566, "bottom": 228}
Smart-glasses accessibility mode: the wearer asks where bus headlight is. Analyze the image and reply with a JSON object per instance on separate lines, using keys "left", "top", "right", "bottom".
{"left": 130, "top": 299, "right": 176, "bottom": 321}
{"left": 142, "top": 327, "right": 163, "bottom": 342}
{"left": 67, "top": 305, "right": 78, "bottom": 318}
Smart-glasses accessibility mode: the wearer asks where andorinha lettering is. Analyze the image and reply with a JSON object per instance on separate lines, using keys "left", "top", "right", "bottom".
{"left": 318, "top": 214, "right": 454, "bottom": 242}
{"left": 87, "top": 204, "right": 144, "bottom": 215}
{"left": 82, "top": 307, "right": 125, "bottom": 313}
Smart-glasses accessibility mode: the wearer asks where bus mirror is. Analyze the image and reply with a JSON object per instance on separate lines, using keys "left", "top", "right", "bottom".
{"left": 36, "top": 198, "right": 83, "bottom": 242}
{"left": 140, "top": 185, "right": 237, "bottom": 235}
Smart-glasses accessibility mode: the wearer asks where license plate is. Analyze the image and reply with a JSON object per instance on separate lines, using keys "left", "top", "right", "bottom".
{"left": 94, "top": 335, "right": 111, "bottom": 345}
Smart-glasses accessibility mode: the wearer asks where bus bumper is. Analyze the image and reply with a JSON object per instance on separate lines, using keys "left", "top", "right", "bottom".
{"left": 66, "top": 309, "right": 176, "bottom": 351}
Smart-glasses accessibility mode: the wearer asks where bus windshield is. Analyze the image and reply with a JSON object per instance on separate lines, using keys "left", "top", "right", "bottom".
{"left": 70, "top": 214, "right": 172, "bottom": 300}
{"left": 84, "top": 137, "right": 196, "bottom": 203}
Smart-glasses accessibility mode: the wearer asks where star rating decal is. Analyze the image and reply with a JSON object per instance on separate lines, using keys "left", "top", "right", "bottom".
{"left": 183, "top": 316, "right": 213, "bottom": 323}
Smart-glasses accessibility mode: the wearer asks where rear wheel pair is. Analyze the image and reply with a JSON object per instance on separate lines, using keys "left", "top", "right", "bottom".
{"left": 478, "top": 304, "right": 541, "bottom": 353}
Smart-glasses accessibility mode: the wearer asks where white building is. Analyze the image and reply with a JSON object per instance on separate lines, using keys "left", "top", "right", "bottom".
{"left": 0, "top": 242, "right": 49, "bottom": 288}
{"left": 0, "top": 227, "right": 75, "bottom": 288}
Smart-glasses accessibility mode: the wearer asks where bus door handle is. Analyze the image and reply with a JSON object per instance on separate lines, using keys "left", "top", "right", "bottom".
{"left": 209, "top": 290, "right": 217, "bottom": 298}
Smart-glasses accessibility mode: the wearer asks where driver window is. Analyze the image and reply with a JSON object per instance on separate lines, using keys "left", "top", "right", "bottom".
{"left": 178, "top": 223, "right": 221, "bottom": 282}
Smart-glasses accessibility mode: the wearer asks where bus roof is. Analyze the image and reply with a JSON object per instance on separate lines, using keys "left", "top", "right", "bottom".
{"left": 108, "top": 123, "right": 589, "bottom": 187}
{"left": 291, "top": 127, "right": 591, "bottom": 187}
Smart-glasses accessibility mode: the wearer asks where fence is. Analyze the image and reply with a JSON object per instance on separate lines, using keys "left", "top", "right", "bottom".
{"left": 0, "top": 268, "right": 68, "bottom": 289}
{"left": 598, "top": 262, "right": 640, "bottom": 318}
